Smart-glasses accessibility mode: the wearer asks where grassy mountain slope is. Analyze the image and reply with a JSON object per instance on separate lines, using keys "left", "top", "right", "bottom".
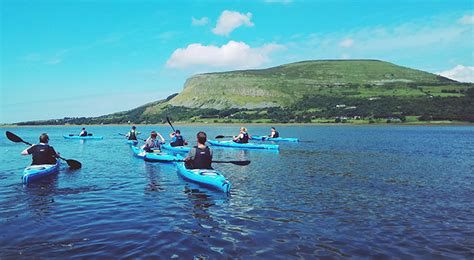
{"left": 164, "top": 60, "right": 455, "bottom": 110}
{"left": 15, "top": 60, "right": 473, "bottom": 125}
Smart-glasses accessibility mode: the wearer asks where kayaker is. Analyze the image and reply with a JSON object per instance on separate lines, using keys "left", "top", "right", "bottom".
{"left": 21, "top": 133, "right": 59, "bottom": 165}
{"left": 185, "top": 131, "right": 213, "bottom": 169}
{"left": 269, "top": 127, "right": 280, "bottom": 138}
{"left": 233, "top": 127, "right": 249, "bottom": 143}
{"left": 126, "top": 126, "right": 140, "bottom": 141}
{"left": 142, "top": 131, "right": 165, "bottom": 152}
{"left": 79, "top": 128, "right": 88, "bottom": 136}
{"left": 169, "top": 130, "right": 188, "bottom": 147}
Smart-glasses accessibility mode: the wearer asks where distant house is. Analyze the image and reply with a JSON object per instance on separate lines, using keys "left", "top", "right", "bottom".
{"left": 369, "top": 97, "right": 381, "bottom": 101}
{"left": 336, "top": 104, "right": 346, "bottom": 108}
{"left": 345, "top": 106, "right": 357, "bottom": 110}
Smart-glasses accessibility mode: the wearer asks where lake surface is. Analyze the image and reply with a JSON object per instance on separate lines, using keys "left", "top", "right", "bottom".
{"left": 1, "top": 125, "right": 473, "bottom": 258}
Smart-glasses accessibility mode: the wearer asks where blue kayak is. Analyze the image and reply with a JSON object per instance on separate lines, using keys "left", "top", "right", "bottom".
{"left": 63, "top": 135, "right": 103, "bottom": 140}
{"left": 22, "top": 161, "right": 61, "bottom": 184}
{"left": 250, "top": 135, "right": 299, "bottom": 142}
{"left": 130, "top": 146, "right": 177, "bottom": 163}
{"left": 175, "top": 155, "right": 231, "bottom": 193}
{"left": 207, "top": 140, "right": 279, "bottom": 150}
{"left": 126, "top": 140, "right": 138, "bottom": 145}
{"left": 161, "top": 143, "right": 191, "bottom": 153}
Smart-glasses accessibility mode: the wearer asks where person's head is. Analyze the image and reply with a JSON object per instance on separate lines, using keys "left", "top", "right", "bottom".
{"left": 175, "top": 130, "right": 181, "bottom": 136}
{"left": 271, "top": 127, "right": 276, "bottom": 132}
{"left": 82, "top": 127, "right": 86, "bottom": 130}
{"left": 150, "top": 131, "right": 157, "bottom": 139}
{"left": 39, "top": 133, "right": 49, "bottom": 143}
{"left": 197, "top": 131, "right": 207, "bottom": 145}
{"left": 132, "top": 126, "right": 136, "bottom": 130}
{"left": 240, "top": 127, "right": 247, "bottom": 133}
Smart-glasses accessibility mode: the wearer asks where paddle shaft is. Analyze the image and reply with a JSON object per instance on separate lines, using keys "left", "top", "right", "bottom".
{"left": 119, "top": 133, "right": 146, "bottom": 141}
{"left": 174, "top": 159, "right": 250, "bottom": 166}
{"left": 166, "top": 116, "right": 176, "bottom": 133}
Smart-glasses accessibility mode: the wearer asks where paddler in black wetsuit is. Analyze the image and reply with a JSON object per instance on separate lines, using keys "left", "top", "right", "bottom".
{"left": 184, "top": 131, "right": 213, "bottom": 169}
{"left": 21, "top": 133, "right": 59, "bottom": 165}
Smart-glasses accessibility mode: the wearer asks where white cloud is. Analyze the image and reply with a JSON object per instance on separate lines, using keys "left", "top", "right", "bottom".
{"left": 339, "top": 38, "right": 354, "bottom": 48}
{"left": 192, "top": 16, "right": 209, "bottom": 26}
{"left": 458, "top": 15, "right": 474, "bottom": 25}
{"left": 212, "top": 10, "right": 254, "bottom": 36}
{"left": 437, "top": 65, "right": 474, "bottom": 82}
{"left": 166, "top": 41, "right": 284, "bottom": 69}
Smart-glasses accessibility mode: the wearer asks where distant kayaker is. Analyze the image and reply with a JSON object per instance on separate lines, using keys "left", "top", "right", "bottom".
{"left": 21, "top": 133, "right": 59, "bottom": 165}
{"left": 79, "top": 128, "right": 88, "bottom": 136}
{"left": 233, "top": 127, "right": 249, "bottom": 143}
{"left": 169, "top": 129, "right": 188, "bottom": 147}
{"left": 126, "top": 126, "right": 140, "bottom": 141}
{"left": 269, "top": 127, "right": 280, "bottom": 138}
{"left": 185, "top": 131, "right": 213, "bottom": 169}
{"left": 142, "top": 131, "right": 165, "bottom": 152}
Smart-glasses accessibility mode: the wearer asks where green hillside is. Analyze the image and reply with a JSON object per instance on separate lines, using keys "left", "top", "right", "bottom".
{"left": 16, "top": 60, "right": 474, "bottom": 125}
{"left": 165, "top": 60, "right": 455, "bottom": 110}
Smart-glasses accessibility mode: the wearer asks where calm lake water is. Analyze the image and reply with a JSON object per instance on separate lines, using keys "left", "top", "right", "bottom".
{"left": 1, "top": 125, "right": 473, "bottom": 258}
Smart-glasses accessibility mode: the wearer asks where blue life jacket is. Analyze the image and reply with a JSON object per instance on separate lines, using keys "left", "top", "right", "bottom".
{"left": 171, "top": 135, "right": 184, "bottom": 147}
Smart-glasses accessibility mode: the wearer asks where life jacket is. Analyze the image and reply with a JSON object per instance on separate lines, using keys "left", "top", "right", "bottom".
{"left": 187, "top": 146, "right": 212, "bottom": 169}
{"left": 273, "top": 131, "right": 280, "bottom": 138}
{"left": 80, "top": 131, "right": 88, "bottom": 136}
{"left": 28, "top": 144, "right": 57, "bottom": 165}
{"left": 144, "top": 138, "right": 161, "bottom": 152}
{"left": 128, "top": 130, "right": 137, "bottom": 140}
{"left": 235, "top": 132, "right": 249, "bottom": 143}
{"left": 170, "top": 135, "right": 184, "bottom": 147}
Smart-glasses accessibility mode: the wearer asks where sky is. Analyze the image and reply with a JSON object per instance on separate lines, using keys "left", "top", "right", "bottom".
{"left": 1, "top": 0, "right": 473, "bottom": 123}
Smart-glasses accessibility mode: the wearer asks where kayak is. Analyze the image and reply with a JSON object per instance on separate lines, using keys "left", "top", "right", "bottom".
{"left": 63, "top": 135, "right": 103, "bottom": 140}
{"left": 126, "top": 140, "right": 138, "bottom": 145}
{"left": 161, "top": 143, "right": 191, "bottom": 153}
{"left": 207, "top": 140, "right": 279, "bottom": 150}
{"left": 22, "top": 161, "right": 61, "bottom": 184}
{"left": 175, "top": 155, "right": 231, "bottom": 193}
{"left": 130, "top": 146, "right": 177, "bottom": 163}
{"left": 250, "top": 135, "right": 299, "bottom": 142}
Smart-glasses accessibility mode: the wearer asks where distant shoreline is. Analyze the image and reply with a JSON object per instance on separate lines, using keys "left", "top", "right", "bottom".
{"left": 1, "top": 121, "right": 473, "bottom": 128}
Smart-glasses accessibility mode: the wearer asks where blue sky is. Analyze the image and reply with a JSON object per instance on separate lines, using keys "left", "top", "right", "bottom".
{"left": 1, "top": 0, "right": 473, "bottom": 123}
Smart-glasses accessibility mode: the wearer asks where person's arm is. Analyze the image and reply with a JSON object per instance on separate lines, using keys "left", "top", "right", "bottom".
{"left": 21, "top": 145, "right": 34, "bottom": 155}
{"left": 141, "top": 138, "right": 150, "bottom": 149}
{"left": 157, "top": 133, "right": 166, "bottom": 143}
{"left": 126, "top": 132, "right": 130, "bottom": 137}
{"left": 184, "top": 148, "right": 196, "bottom": 161}
{"left": 169, "top": 132, "right": 175, "bottom": 138}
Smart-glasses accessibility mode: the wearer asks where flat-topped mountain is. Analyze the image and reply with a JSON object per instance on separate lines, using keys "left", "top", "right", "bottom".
{"left": 15, "top": 60, "right": 472, "bottom": 125}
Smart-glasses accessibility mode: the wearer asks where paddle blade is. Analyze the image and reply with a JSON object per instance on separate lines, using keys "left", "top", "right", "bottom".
{"left": 6, "top": 131, "right": 23, "bottom": 143}
{"left": 215, "top": 135, "right": 225, "bottom": 139}
{"left": 213, "top": 160, "right": 251, "bottom": 166}
{"left": 229, "top": 160, "right": 251, "bottom": 166}
{"left": 66, "top": 159, "right": 82, "bottom": 169}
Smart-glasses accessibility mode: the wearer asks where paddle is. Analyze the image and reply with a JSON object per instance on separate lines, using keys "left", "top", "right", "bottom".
{"left": 6, "top": 131, "right": 82, "bottom": 169}
{"left": 166, "top": 116, "right": 176, "bottom": 133}
{"left": 215, "top": 135, "right": 234, "bottom": 139}
{"left": 174, "top": 159, "right": 251, "bottom": 166}
{"left": 118, "top": 133, "right": 146, "bottom": 142}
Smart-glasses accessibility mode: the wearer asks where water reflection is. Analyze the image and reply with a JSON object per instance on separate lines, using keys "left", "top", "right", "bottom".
{"left": 143, "top": 163, "right": 165, "bottom": 193}
{"left": 23, "top": 174, "right": 59, "bottom": 219}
